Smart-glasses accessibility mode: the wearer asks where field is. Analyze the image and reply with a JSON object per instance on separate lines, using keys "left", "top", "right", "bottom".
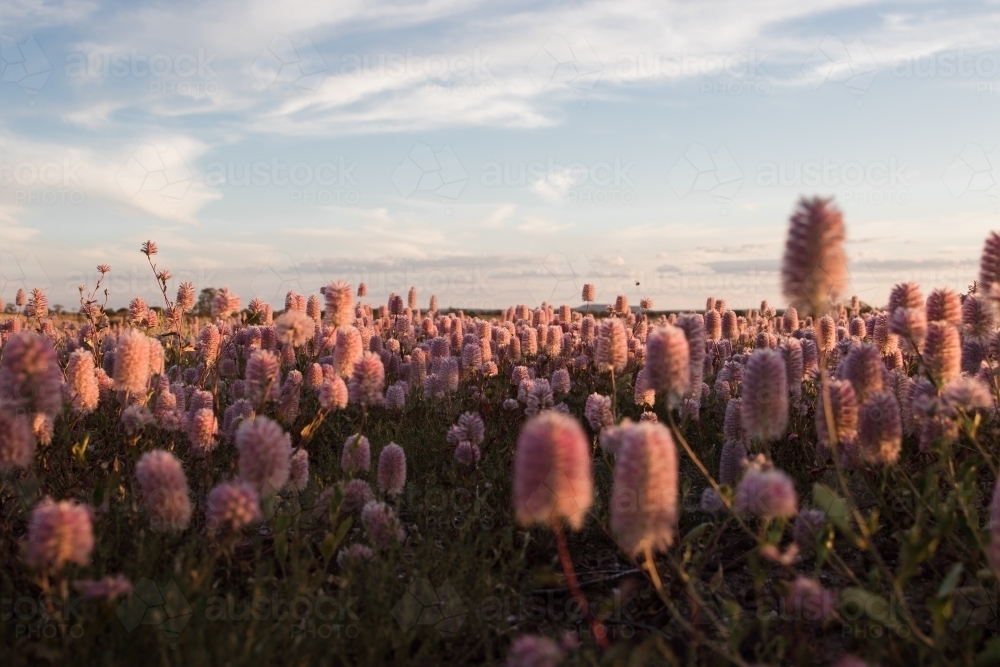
{"left": 2, "top": 197, "right": 1000, "bottom": 667}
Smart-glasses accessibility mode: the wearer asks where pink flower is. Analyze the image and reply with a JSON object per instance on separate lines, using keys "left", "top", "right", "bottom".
{"left": 595, "top": 318, "right": 627, "bottom": 373}
{"left": 338, "top": 479, "right": 375, "bottom": 514}
{"left": 0, "top": 332, "right": 63, "bottom": 417}
{"left": 815, "top": 378, "right": 858, "bottom": 454}
{"left": 324, "top": 281, "right": 355, "bottom": 328}
{"left": 341, "top": 434, "right": 371, "bottom": 475}
{"left": 337, "top": 543, "right": 375, "bottom": 568}
{"left": 206, "top": 482, "right": 262, "bottom": 535}
{"left": 121, "top": 404, "right": 154, "bottom": 436}
{"left": 784, "top": 576, "right": 836, "bottom": 623}
{"left": 113, "top": 330, "right": 151, "bottom": 395}
{"left": 23, "top": 498, "right": 94, "bottom": 572}
{"left": 319, "top": 376, "right": 348, "bottom": 410}
{"left": 136, "top": 450, "right": 192, "bottom": 532}
{"left": 584, "top": 393, "right": 613, "bottom": 432}
{"left": 333, "top": 326, "right": 363, "bottom": 378}
{"left": 741, "top": 349, "right": 789, "bottom": 442}
{"left": 377, "top": 443, "right": 406, "bottom": 496}
{"left": 275, "top": 310, "right": 315, "bottom": 347}
{"left": 288, "top": 448, "right": 309, "bottom": 491}
{"left": 922, "top": 321, "right": 961, "bottom": 384}
{"left": 73, "top": 574, "right": 133, "bottom": 601}
{"left": 236, "top": 416, "right": 292, "bottom": 496}
{"left": 187, "top": 407, "right": 219, "bottom": 454}
{"left": 513, "top": 411, "right": 593, "bottom": 530}
{"left": 176, "top": 282, "right": 195, "bottom": 311}
{"left": 361, "top": 500, "right": 405, "bottom": 548}
{"left": 610, "top": 421, "right": 678, "bottom": 555}
{"left": 643, "top": 325, "right": 690, "bottom": 405}
{"left": 245, "top": 350, "right": 280, "bottom": 405}
{"left": 348, "top": 352, "right": 385, "bottom": 407}
{"left": 65, "top": 349, "right": 99, "bottom": 415}
{"left": 0, "top": 410, "right": 35, "bottom": 470}
{"left": 454, "top": 441, "right": 481, "bottom": 466}
{"left": 735, "top": 467, "right": 798, "bottom": 518}
{"left": 506, "top": 634, "right": 564, "bottom": 667}
{"left": 781, "top": 196, "right": 849, "bottom": 315}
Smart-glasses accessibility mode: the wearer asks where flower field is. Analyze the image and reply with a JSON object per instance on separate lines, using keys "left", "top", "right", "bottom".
{"left": 2, "top": 197, "right": 1000, "bottom": 666}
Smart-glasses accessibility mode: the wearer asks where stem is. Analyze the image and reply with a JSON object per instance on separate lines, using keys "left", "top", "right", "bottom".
{"left": 551, "top": 517, "right": 609, "bottom": 650}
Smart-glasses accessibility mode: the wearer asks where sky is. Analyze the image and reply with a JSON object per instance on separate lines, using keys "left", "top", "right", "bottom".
{"left": 1, "top": 0, "right": 999, "bottom": 312}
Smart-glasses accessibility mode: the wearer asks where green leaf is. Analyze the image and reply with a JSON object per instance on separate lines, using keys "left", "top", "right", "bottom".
{"left": 681, "top": 522, "right": 712, "bottom": 545}
{"left": 840, "top": 587, "right": 899, "bottom": 628}
{"left": 274, "top": 515, "right": 290, "bottom": 564}
{"left": 936, "top": 563, "right": 964, "bottom": 600}
{"left": 320, "top": 532, "right": 338, "bottom": 563}
{"left": 812, "top": 483, "right": 853, "bottom": 537}
{"left": 327, "top": 486, "right": 344, "bottom": 525}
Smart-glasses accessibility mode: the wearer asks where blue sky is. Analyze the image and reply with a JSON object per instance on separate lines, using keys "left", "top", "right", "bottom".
{"left": 1, "top": 0, "right": 999, "bottom": 310}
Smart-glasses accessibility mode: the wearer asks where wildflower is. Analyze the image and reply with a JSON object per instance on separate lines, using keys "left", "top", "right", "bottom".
{"left": 136, "top": 450, "right": 192, "bottom": 531}
{"left": 735, "top": 467, "right": 798, "bottom": 518}
{"left": 65, "top": 349, "right": 99, "bottom": 415}
{"left": 0, "top": 411, "right": 35, "bottom": 470}
{"left": 741, "top": 349, "right": 789, "bottom": 442}
{"left": 73, "top": 575, "right": 132, "bottom": 601}
{"left": 206, "top": 483, "right": 262, "bottom": 535}
{"left": 781, "top": 197, "right": 849, "bottom": 315}
{"left": 361, "top": 500, "right": 405, "bottom": 548}
{"left": 0, "top": 332, "right": 64, "bottom": 417}
{"left": 319, "top": 376, "right": 348, "bottom": 410}
{"left": 377, "top": 443, "right": 406, "bottom": 496}
{"left": 275, "top": 310, "right": 315, "bottom": 347}
{"left": 23, "top": 498, "right": 94, "bottom": 572}
{"left": 236, "top": 416, "right": 292, "bottom": 496}
{"left": 513, "top": 412, "right": 593, "bottom": 530}
{"left": 584, "top": 393, "right": 613, "bottom": 432}
{"left": 348, "top": 352, "right": 385, "bottom": 406}
{"left": 324, "top": 281, "right": 355, "bottom": 328}
{"left": 288, "top": 448, "right": 309, "bottom": 491}
{"left": 643, "top": 325, "right": 690, "bottom": 405}
{"left": 341, "top": 434, "right": 371, "bottom": 475}
{"left": 610, "top": 422, "right": 678, "bottom": 555}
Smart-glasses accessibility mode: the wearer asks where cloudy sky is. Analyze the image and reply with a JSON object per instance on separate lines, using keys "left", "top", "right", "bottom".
{"left": 1, "top": 0, "right": 998, "bottom": 311}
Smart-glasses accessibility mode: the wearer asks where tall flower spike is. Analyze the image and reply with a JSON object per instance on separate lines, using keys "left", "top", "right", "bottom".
{"left": 735, "top": 467, "right": 798, "bottom": 518}
{"left": 610, "top": 422, "right": 679, "bottom": 555}
{"left": 856, "top": 391, "right": 902, "bottom": 465}
{"left": 348, "top": 352, "right": 385, "bottom": 406}
{"left": 741, "top": 348, "right": 789, "bottom": 442}
{"left": 135, "top": 450, "right": 192, "bottom": 532}
{"left": 65, "top": 349, "right": 100, "bottom": 415}
{"left": 235, "top": 416, "right": 292, "bottom": 496}
{"left": 377, "top": 443, "right": 407, "bottom": 496}
{"left": 922, "top": 321, "right": 961, "bottom": 384}
{"left": 341, "top": 434, "right": 371, "bottom": 475}
{"left": 23, "top": 498, "right": 94, "bottom": 572}
{"left": 324, "top": 280, "right": 355, "bottom": 328}
{"left": 0, "top": 411, "right": 35, "bottom": 470}
{"left": 979, "top": 231, "right": 1000, "bottom": 298}
{"left": 513, "top": 412, "right": 593, "bottom": 530}
{"left": 0, "top": 332, "right": 64, "bottom": 417}
{"left": 781, "top": 197, "right": 849, "bottom": 316}
{"left": 642, "top": 325, "right": 690, "bottom": 406}
{"left": 206, "top": 483, "right": 262, "bottom": 535}
{"left": 815, "top": 378, "right": 858, "bottom": 456}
